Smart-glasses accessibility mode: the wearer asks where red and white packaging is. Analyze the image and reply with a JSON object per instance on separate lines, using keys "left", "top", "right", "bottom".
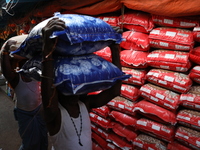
{"left": 167, "top": 141, "right": 192, "bottom": 150}
{"left": 189, "top": 66, "right": 200, "bottom": 84}
{"left": 147, "top": 50, "right": 191, "bottom": 72}
{"left": 92, "top": 141, "right": 104, "bottom": 150}
{"left": 152, "top": 14, "right": 199, "bottom": 28}
{"left": 107, "top": 96, "right": 136, "bottom": 116}
{"left": 175, "top": 126, "right": 200, "bottom": 150}
{"left": 98, "top": 16, "right": 119, "bottom": 27}
{"left": 94, "top": 46, "right": 112, "bottom": 62}
{"left": 91, "top": 123, "right": 108, "bottom": 139}
{"left": 146, "top": 69, "right": 192, "bottom": 93}
{"left": 122, "top": 67, "right": 147, "bottom": 86}
{"left": 90, "top": 112, "right": 113, "bottom": 129}
{"left": 180, "top": 86, "right": 200, "bottom": 111}
{"left": 112, "top": 122, "right": 137, "bottom": 142}
{"left": 136, "top": 118, "right": 175, "bottom": 142}
{"left": 176, "top": 109, "right": 200, "bottom": 131}
{"left": 133, "top": 134, "right": 168, "bottom": 150}
{"left": 121, "top": 50, "right": 148, "bottom": 69}
{"left": 92, "top": 105, "right": 111, "bottom": 119}
{"left": 109, "top": 110, "right": 137, "bottom": 127}
{"left": 121, "top": 84, "right": 140, "bottom": 101}
{"left": 189, "top": 46, "right": 200, "bottom": 65}
{"left": 92, "top": 132, "right": 108, "bottom": 149}
{"left": 149, "top": 27, "right": 194, "bottom": 51}
{"left": 140, "top": 83, "right": 180, "bottom": 111}
{"left": 193, "top": 27, "right": 200, "bottom": 42}
{"left": 119, "top": 11, "right": 154, "bottom": 33}
{"left": 106, "top": 132, "right": 133, "bottom": 150}
{"left": 120, "top": 31, "right": 150, "bottom": 51}
{"left": 133, "top": 100, "right": 177, "bottom": 125}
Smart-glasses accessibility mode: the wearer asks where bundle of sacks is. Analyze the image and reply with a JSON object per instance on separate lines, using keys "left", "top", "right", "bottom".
{"left": 13, "top": 12, "right": 130, "bottom": 95}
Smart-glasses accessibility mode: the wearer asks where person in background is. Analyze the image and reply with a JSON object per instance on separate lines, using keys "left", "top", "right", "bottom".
{"left": 41, "top": 18, "right": 122, "bottom": 150}
{"left": 0, "top": 39, "right": 48, "bottom": 150}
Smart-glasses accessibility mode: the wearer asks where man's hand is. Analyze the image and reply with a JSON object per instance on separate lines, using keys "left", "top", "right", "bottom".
{"left": 4, "top": 40, "right": 17, "bottom": 52}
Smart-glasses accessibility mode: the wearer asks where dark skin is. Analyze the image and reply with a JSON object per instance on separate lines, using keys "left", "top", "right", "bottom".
{"left": 1, "top": 40, "right": 30, "bottom": 89}
{"left": 41, "top": 18, "right": 122, "bottom": 136}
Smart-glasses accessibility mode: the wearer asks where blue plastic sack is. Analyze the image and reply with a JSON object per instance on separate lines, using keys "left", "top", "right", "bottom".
{"left": 12, "top": 12, "right": 122, "bottom": 58}
{"left": 19, "top": 54, "right": 130, "bottom": 95}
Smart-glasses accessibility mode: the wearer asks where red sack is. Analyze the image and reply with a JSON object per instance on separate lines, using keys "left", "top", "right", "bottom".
{"left": 92, "top": 105, "right": 111, "bottom": 118}
{"left": 98, "top": 16, "right": 120, "bottom": 27}
{"left": 133, "top": 134, "right": 167, "bottom": 150}
{"left": 189, "top": 66, "right": 200, "bottom": 84}
{"left": 107, "top": 96, "right": 136, "bottom": 116}
{"left": 167, "top": 141, "right": 192, "bottom": 150}
{"left": 121, "top": 50, "right": 148, "bottom": 69}
{"left": 92, "top": 132, "right": 108, "bottom": 149}
{"left": 120, "top": 31, "right": 150, "bottom": 51}
{"left": 119, "top": 11, "right": 154, "bottom": 33}
{"left": 147, "top": 50, "right": 191, "bottom": 72}
{"left": 121, "top": 84, "right": 140, "bottom": 102}
{"left": 189, "top": 46, "right": 200, "bottom": 65}
{"left": 179, "top": 86, "right": 200, "bottom": 111}
{"left": 146, "top": 69, "right": 192, "bottom": 93}
{"left": 152, "top": 15, "right": 199, "bottom": 28}
{"left": 92, "top": 141, "right": 104, "bottom": 150}
{"left": 112, "top": 122, "right": 137, "bottom": 142}
{"left": 94, "top": 46, "right": 112, "bottom": 62}
{"left": 133, "top": 100, "right": 177, "bottom": 125}
{"left": 175, "top": 126, "right": 200, "bottom": 150}
{"left": 193, "top": 27, "right": 200, "bottom": 43}
{"left": 122, "top": 67, "right": 147, "bottom": 86}
{"left": 176, "top": 109, "right": 200, "bottom": 131}
{"left": 140, "top": 84, "right": 180, "bottom": 111}
{"left": 109, "top": 110, "right": 137, "bottom": 127}
{"left": 91, "top": 123, "right": 108, "bottom": 139}
{"left": 90, "top": 112, "right": 113, "bottom": 129}
{"left": 149, "top": 27, "right": 194, "bottom": 51}
{"left": 136, "top": 118, "right": 175, "bottom": 142}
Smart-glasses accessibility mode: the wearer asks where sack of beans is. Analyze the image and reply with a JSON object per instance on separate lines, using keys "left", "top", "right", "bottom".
{"left": 90, "top": 112, "right": 113, "bottom": 129}
{"left": 98, "top": 16, "right": 120, "bottom": 27}
{"left": 176, "top": 109, "right": 200, "bottom": 131}
{"left": 133, "top": 134, "right": 168, "bottom": 150}
{"left": 147, "top": 50, "right": 191, "bottom": 72}
{"left": 121, "top": 84, "right": 140, "bottom": 101}
{"left": 140, "top": 83, "right": 180, "bottom": 111}
{"left": 12, "top": 12, "right": 122, "bottom": 58}
{"left": 119, "top": 11, "right": 154, "bottom": 33}
{"left": 175, "top": 126, "right": 200, "bottom": 150}
{"left": 122, "top": 67, "right": 147, "bottom": 86}
{"left": 109, "top": 110, "right": 138, "bottom": 127}
{"left": 189, "top": 46, "right": 200, "bottom": 65}
{"left": 92, "top": 105, "right": 111, "bottom": 119}
{"left": 189, "top": 66, "right": 200, "bottom": 84}
{"left": 133, "top": 100, "right": 177, "bottom": 125}
{"left": 193, "top": 27, "right": 200, "bottom": 42}
{"left": 112, "top": 122, "right": 137, "bottom": 142}
{"left": 121, "top": 50, "right": 148, "bottom": 69}
{"left": 146, "top": 69, "right": 192, "bottom": 93}
{"left": 152, "top": 15, "right": 199, "bottom": 28}
{"left": 107, "top": 96, "right": 136, "bottom": 116}
{"left": 94, "top": 46, "right": 112, "bottom": 62}
{"left": 120, "top": 31, "right": 150, "bottom": 51}
{"left": 136, "top": 118, "right": 175, "bottom": 142}
{"left": 91, "top": 123, "right": 108, "bottom": 139}
{"left": 167, "top": 141, "right": 192, "bottom": 150}
{"left": 179, "top": 86, "right": 200, "bottom": 111}
{"left": 149, "top": 27, "right": 194, "bottom": 51}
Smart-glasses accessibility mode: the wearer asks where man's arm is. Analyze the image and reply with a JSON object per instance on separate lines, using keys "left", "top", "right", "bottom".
{"left": 41, "top": 18, "right": 66, "bottom": 135}
{"left": 87, "top": 43, "right": 122, "bottom": 109}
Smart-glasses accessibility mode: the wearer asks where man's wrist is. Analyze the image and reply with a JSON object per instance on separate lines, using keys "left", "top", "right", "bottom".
{"left": 1, "top": 51, "right": 10, "bottom": 55}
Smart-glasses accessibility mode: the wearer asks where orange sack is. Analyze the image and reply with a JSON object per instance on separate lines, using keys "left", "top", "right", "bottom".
{"left": 121, "top": 0, "right": 200, "bottom": 17}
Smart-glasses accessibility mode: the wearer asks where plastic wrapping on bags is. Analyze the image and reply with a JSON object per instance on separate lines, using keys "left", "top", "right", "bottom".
{"left": 189, "top": 66, "right": 200, "bottom": 84}
{"left": 19, "top": 54, "right": 130, "bottom": 95}
{"left": 12, "top": 12, "right": 122, "bottom": 58}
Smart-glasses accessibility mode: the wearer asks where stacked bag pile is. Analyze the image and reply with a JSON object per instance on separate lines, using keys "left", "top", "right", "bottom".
{"left": 12, "top": 12, "right": 130, "bottom": 96}
{"left": 92, "top": 10, "right": 200, "bottom": 150}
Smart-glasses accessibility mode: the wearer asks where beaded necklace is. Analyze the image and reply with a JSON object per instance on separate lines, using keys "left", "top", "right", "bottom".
{"left": 69, "top": 110, "right": 83, "bottom": 146}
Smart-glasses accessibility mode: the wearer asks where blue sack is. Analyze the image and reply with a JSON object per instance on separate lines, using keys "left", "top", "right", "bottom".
{"left": 12, "top": 12, "right": 122, "bottom": 58}
{"left": 19, "top": 54, "right": 131, "bottom": 95}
